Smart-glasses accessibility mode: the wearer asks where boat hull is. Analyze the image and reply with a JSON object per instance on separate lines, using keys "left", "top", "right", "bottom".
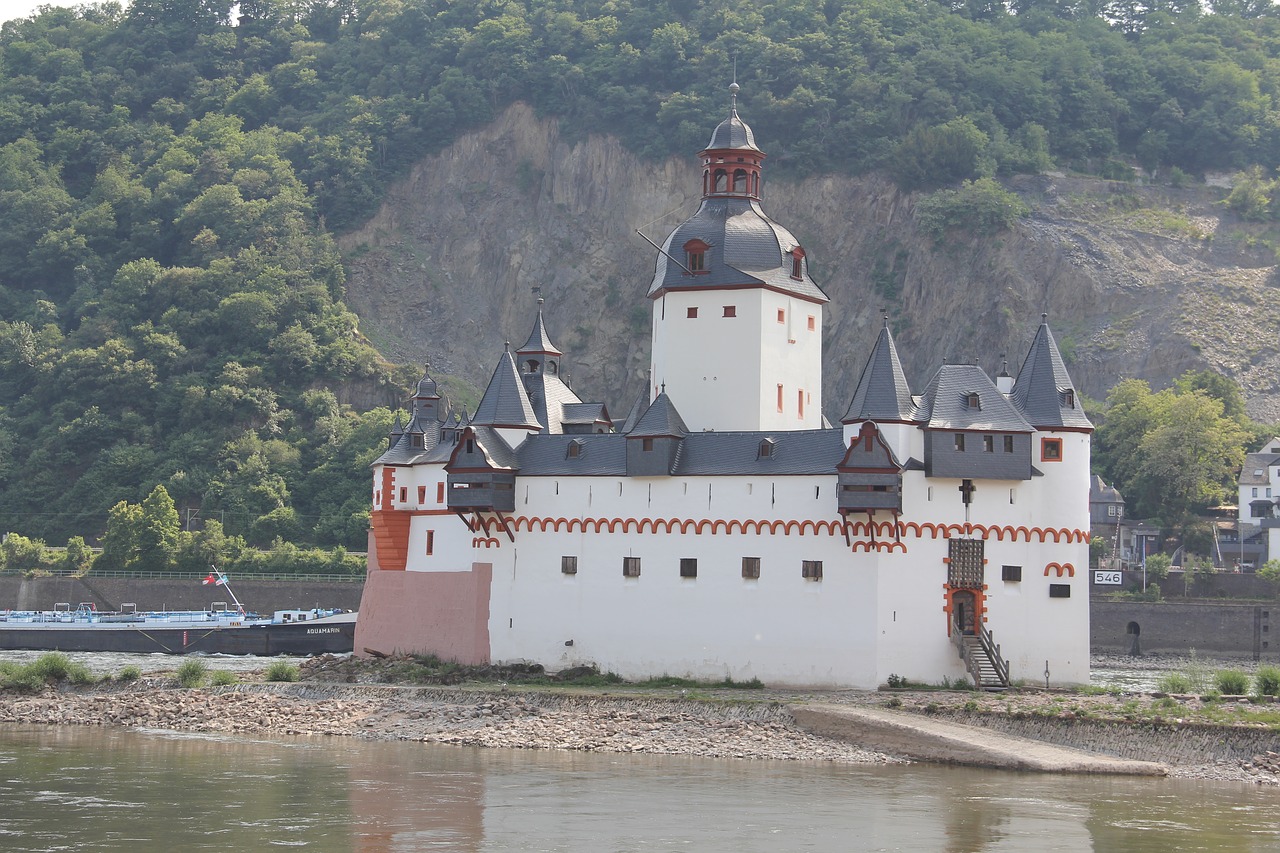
{"left": 0, "top": 614, "right": 357, "bottom": 655}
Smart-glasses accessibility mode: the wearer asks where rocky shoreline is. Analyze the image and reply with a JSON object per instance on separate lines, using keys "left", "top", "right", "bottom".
{"left": 3, "top": 665, "right": 1280, "bottom": 784}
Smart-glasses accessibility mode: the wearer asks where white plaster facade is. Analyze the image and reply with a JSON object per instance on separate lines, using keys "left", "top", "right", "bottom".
{"left": 356, "top": 95, "right": 1093, "bottom": 689}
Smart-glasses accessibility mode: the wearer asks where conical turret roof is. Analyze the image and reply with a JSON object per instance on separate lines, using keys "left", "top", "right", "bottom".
{"left": 472, "top": 348, "right": 541, "bottom": 430}
{"left": 1009, "top": 316, "right": 1093, "bottom": 430}
{"left": 843, "top": 319, "right": 916, "bottom": 423}
{"left": 517, "top": 301, "right": 562, "bottom": 356}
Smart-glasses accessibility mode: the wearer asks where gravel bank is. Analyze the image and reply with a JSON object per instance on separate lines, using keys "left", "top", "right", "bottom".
{"left": 0, "top": 680, "right": 902, "bottom": 766}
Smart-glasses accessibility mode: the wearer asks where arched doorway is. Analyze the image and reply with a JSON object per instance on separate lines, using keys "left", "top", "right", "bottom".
{"left": 952, "top": 590, "right": 978, "bottom": 636}
{"left": 1126, "top": 620, "right": 1141, "bottom": 656}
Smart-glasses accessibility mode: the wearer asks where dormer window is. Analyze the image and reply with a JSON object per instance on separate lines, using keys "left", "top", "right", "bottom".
{"left": 790, "top": 247, "right": 806, "bottom": 280}
{"left": 411, "top": 434, "right": 423, "bottom": 448}
{"left": 1060, "top": 388, "right": 1075, "bottom": 408}
{"left": 966, "top": 392, "right": 981, "bottom": 410}
{"left": 567, "top": 439, "right": 583, "bottom": 459}
{"left": 759, "top": 438, "right": 775, "bottom": 459}
{"left": 683, "top": 239, "right": 710, "bottom": 274}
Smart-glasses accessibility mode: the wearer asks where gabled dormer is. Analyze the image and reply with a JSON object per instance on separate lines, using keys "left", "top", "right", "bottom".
{"left": 625, "top": 392, "right": 689, "bottom": 477}
{"left": 837, "top": 422, "right": 904, "bottom": 514}
{"left": 444, "top": 426, "right": 518, "bottom": 512}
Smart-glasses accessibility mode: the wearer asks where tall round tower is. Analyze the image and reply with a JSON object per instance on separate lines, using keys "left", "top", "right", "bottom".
{"left": 647, "top": 84, "right": 829, "bottom": 432}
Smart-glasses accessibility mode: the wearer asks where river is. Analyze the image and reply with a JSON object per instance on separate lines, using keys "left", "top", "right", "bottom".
{"left": 1, "top": 725, "right": 1277, "bottom": 852}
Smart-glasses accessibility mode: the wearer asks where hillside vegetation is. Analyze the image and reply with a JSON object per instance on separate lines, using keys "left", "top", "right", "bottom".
{"left": 4, "top": 0, "right": 1280, "bottom": 548}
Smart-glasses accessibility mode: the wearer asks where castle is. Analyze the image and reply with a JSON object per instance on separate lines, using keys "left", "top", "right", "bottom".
{"left": 354, "top": 88, "right": 1093, "bottom": 689}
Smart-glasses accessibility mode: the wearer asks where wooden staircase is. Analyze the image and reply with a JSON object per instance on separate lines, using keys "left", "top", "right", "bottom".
{"left": 952, "top": 621, "right": 1011, "bottom": 691}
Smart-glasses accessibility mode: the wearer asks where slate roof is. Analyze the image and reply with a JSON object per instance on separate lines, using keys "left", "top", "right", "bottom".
{"left": 562, "top": 402, "right": 611, "bottom": 426}
{"left": 1090, "top": 474, "right": 1124, "bottom": 503}
{"left": 1009, "top": 319, "right": 1093, "bottom": 430}
{"left": 703, "top": 108, "right": 762, "bottom": 153}
{"left": 648, "top": 198, "right": 828, "bottom": 303}
{"left": 516, "top": 306, "right": 562, "bottom": 356}
{"left": 450, "top": 425, "right": 520, "bottom": 471}
{"left": 916, "top": 364, "right": 1035, "bottom": 432}
{"left": 628, "top": 393, "right": 689, "bottom": 438}
{"left": 515, "top": 429, "right": 847, "bottom": 476}
{"left": 413, "top": 368, "right": 440, "bottom": 399}
{"left": 619, "top": 392, "right": 650, "bottom": 434}
{"left": 1240, "top": 453, "right": 1280, "bottom": 486}
{"left": 523, "top": 368, "right": 582, "bottom": 434}
{"left": 472, "top": 349, "right": 541, "bottom": 430}
{"left": 842, "top": 321, "right": 917, "bottom": 423}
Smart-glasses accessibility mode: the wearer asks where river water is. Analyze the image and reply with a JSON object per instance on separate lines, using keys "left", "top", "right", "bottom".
{"left": 1, "top": 725, "right": 1278, "bottom": 852}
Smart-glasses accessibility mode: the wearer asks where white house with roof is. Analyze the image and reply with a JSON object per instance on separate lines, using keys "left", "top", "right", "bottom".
{"left": 354, "top": 88, "right": 1094, "bottom": 689}
{"left": 1239, "top": 438, "right": 1280, "bottom": 565}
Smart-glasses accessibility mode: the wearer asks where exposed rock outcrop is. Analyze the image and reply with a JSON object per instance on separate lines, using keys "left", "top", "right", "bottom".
{"left": 340, "top": 103, "right": 1280, "bottom": 420}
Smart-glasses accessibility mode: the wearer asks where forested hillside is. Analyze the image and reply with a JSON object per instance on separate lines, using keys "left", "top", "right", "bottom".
{"left": 4, "top": 0, "right": 1280, "bottom": 548}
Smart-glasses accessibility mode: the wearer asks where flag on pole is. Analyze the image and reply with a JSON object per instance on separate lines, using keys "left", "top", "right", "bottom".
{"left": 202, "top": 572, "right": 226, "bottom": 586}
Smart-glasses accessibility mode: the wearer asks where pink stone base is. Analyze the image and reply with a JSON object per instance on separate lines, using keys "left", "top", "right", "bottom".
{"left": 354, "top": 565, "right": 492, "bottom": 663}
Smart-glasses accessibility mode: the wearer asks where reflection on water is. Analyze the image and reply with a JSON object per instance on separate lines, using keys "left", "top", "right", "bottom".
{"left": 0, "top": 726, "right": 1278, "bottom": 852}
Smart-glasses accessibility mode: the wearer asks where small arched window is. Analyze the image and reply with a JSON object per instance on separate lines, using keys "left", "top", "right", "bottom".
{"left": 524, "top": 358, "right": 539, "bottom": 374}
{"left": 713, "top": 169, "right": 728, "bottom": 192}
{"left": 683, "top": 239, "right": 710, "bottom": 274}
{"left": 790, "top": 247, "right": 806, "bottom": 280}
{"left": 733, "top": 169, "right": 748, "bottom": 193}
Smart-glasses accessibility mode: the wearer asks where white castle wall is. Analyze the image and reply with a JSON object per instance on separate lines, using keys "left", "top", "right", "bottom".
{"left": 650, "top": 289, "right": 823, "bottom": 432}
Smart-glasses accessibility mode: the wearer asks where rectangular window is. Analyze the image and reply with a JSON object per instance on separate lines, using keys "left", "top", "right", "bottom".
{"left": 623, "top": 557, "right": 641, "bottom": 578}
{"left": 777, "top": 384, "right": 784, "bottom": 413}
{"left": 1254, "top": 488, "right": 1260, "bottom": 498}
{"left": 1049, "top": 583, "right": 1071, "bottom": 598}
{"left": 1002, "top": 565, "right": 1022, "bottom": 582}
{"left": 437, "top": 482, "right": 445, "bottom": 503}
{"left": 801, "top": 560, "right": 823, "bottom": 581}
{"left": 399, "top": 487, "right": 407, "bottom": 502}
{"left": 680, "top": 558, "right": 698, "bottom": 578}
{"left": 687, "top": 306, "right": 698, "bottom": 319}
{"left": 954, "top": 434, "right": 965, "bottom": 452}
{"left": 561, "top": 556, "right": 577, "bottom": 575}
{"left": 425, "top": 530, "right": 434, "bottom": 556}
{"left": 1004, "top": 435, "right": 1014, "bottom": 453}
{"left": 742, "top": 557, "right": 761, "bottom": 579}
{"left": 807, "top": 315, "right": 816, "bottom": 331}
{"left": 418, "top": 485, "right": 427, "bottom": 504}
{"left": 723, "top": 305, "right": 736, "bottom": 317}
{"left": 777, "top": 309, "right": 786, "bottom": 324}
{"left": 1041, "top": 437, "right": 1063, "bottom": 462}
{"left": 1107, "top": 505, "right": 1117, "bottom": 517}
{"left": 642, "top": 437, "right": 654, "bottom": 452}
{"left": 983, "top": 435, "right": 994, "bottom": 453}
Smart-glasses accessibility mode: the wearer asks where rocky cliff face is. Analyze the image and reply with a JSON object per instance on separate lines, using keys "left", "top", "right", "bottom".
{"left": 340, "top": 103, "right": 1280, "bottom": 423}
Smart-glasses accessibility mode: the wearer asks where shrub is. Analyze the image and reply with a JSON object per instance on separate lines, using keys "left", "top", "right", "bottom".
{"left": 264, "top": 661, "right": 299, "bottom": 682}
{"left": 1215, "top": 670, "right": 1250, "bottom": 695}
{"left": 1156, "top": 672, "right": 1192, "bottom": 693}
{"left": 209, "top": 670, "right": 238, "bottom": 687}
{"left": 118, "top": 665, "right": 142, "bottom": 682}
{"left": 914, "top": 178, "right": 1029, "bottom": 241}
{"left": 1256, "top": 665, "right": 1280, "bottom": 697}
{"left": 176, "top": 659, "right": 208, "bottom": 688}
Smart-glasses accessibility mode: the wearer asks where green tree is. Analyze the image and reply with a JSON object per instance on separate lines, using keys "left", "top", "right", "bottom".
{"left": 97, "top": 500, "right": 142, "bottom": 571}
{"left": 59, "top": 535, "right": 94, "bottom": 576}
{"left": 136, "top": 484, "right": 181, "bottom": 571}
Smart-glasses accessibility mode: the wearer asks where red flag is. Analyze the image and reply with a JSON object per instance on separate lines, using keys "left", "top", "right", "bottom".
{"left": 202, "top": 573, "right": 217, "bottom": 586}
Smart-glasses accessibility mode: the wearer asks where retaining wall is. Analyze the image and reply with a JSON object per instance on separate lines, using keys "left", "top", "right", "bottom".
{"left": 1091, "top": 599, "right": 1278, "bottom": 660}
{"left": 0, "top": 576, "right": 363, "bottom": 614}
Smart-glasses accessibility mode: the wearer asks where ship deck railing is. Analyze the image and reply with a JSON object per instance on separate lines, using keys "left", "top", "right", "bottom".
{"left": 0, "top": 570, "right": 363, "bottom": 583}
